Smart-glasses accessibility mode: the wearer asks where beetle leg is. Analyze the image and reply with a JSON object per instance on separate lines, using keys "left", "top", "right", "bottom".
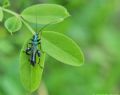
{"left": 38, "top": 58, "right": 44, "bottom": 69}
{"left": 37, "top": 50, "right": 41, "bottom": 64}
{"left": 28, "top": 43, "right": 32, "bottom": 47}
{"left": 26, "top": 42, "right": 32, "bottom": 48}
{"left": 37, "top": 39, "right": 41, "bottom": 42}
{"left": 31, "top": 39, "right": 34, "bottom": 41}
{"left": 25, "top": 47, "right": 31, "bottom": 55}
{"left": 38, "top": 42, "right": 41, "bottom": 45}
{"left": 29, "top": 43, "right": 32, "bottom": 44}
{"left": 37, "top": 50, "right": 41, "bottom": 57}
{"left": 37, "top": 50, "right": 43, "bottom": 69}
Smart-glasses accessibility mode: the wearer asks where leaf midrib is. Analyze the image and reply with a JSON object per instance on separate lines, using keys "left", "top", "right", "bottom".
{"left": 42, "top": 37, "right": 81, "bottom": 65}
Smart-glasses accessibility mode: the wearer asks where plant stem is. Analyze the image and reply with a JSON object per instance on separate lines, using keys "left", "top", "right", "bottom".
{"left": 0, "top": 7, "right": 36, "bottom": 35}
{"left": 21, "top": 18, "right": 35, "bottom": 35}
{"left": 2, "top": 7, "right": 19, "bottom": 16}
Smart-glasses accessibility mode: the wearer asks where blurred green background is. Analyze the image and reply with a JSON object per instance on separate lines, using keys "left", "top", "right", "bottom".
{"left": 0, "top": 0, "right": 120, "bottom": 95}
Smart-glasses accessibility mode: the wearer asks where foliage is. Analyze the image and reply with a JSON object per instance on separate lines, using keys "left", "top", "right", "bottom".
{"left": 21, "top": 4, "right": 70, "bottom": 24}
{"left": 42, "top": 31, "right": 84, "bottom": 66}
{"left": 0, "top": 0, "right": 119, "bottom": 95}
{"left": 0, "top": 2, "right": 84, "bottom": 93}
{"left": 5, "top": 16, "right": 22, "bottom": 34}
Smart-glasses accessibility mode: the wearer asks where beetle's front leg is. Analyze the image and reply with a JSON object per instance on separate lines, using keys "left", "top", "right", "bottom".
{"left": 25, "top": 47, "right": 31, "bottom": 55}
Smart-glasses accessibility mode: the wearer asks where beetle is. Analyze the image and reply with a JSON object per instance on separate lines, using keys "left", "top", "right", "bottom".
{"left": 24, "top": 16, "right": 42, "bottom": 67}
{"left": 24, "top": 16, "right": 51, "bottom": 67}
{"left": 25, "top": 33, "right": 42, "bottom": 67}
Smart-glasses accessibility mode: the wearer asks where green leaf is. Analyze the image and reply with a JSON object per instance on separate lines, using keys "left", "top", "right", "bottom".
{"left": 0, "top": 7, "right": 3, "bottom": 21}
{"left": 20, "top": 41, "right": 45, "bottom": 92}
{"left": 2, "top": 0, "right": 10, "bottom": 8}
{"left": 42, "top": 31, "right": 84, "bottom": 66}
{"left": 21, "top": 4, "right": 70, "bottom": 24}
{"left": 4, "top": 16, "right": 22, "bottom": 33}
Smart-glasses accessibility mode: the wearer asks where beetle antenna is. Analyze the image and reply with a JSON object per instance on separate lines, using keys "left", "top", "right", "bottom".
{"left": 39, "top": 23, "right": 50, "bottom": 32}
{"left": 38, "top": 23, "right": 51, "bottom": 39}
{"left": 36, "top": 14, "right": 38, "bottom": 34}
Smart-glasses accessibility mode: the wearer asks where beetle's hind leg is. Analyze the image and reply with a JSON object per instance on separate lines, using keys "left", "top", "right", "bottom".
{"left": 37, "top": 39, "right": 41, "bottom": 42}
{"left": 38, "top": 57, "right": 43, "bottom": 69}
{"left": 37, "top": 50, "right": 41, "bottom": 64}
{"left": 37, "top": 50, "right": 43, "bottom": 69}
